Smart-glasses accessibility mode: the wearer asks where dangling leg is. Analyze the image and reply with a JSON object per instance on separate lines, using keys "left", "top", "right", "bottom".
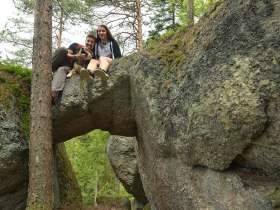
{"left": 51, "top": 66, "right": 70, "bottom": 104}
{"left": 93, "top": 56, "right": 112, "bottom": 80}
{"left": 80, "top": 59, "right": 99, "bottom": 84}
{"left": 99, "top": 56, "right": 112, "bottom": 72}
{"left": 87, "top": 59, "right": 99, "bottom": 74}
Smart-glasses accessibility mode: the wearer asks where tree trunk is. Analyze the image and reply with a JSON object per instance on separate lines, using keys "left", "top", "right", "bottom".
{"left": 187, "top": 0, "right": 194, "bottom": 25}
{"left": 135, "top": 0, "right": 143, "bottom": 52}
{"left": 94, "top": 169, "right": 98, "bottom": 206}
{"left": 27, "top": 0, "right": 54, "bottom": 209}
{"left": 171, "top": 2, "right": 176, "bottom": 27}
{"left": 57, "top": 0, "right": 64, "bottom": 48}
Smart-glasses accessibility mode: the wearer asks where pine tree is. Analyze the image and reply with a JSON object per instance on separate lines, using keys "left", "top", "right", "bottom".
{"left": 147, "top": 0, "right": 180, "bottom": 40}
{"left": 27, "top": 0, "right": 54, "bottom": 209}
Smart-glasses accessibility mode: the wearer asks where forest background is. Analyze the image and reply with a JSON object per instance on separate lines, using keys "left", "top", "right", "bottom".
{"left": 0, "top": 0, "right": 217, "bottom": 206}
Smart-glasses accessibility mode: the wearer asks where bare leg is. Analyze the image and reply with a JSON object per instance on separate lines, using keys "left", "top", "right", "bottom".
{"left": 87, "top": 59, "right": 99, "bottom": 74}
{"left": 99, "top": 56, "right": 112, "bottom": 72}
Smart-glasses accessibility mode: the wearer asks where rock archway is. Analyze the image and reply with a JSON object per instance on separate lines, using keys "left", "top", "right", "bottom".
{"left": 52, "top": 65, "right": 136, "bottom": 143}
{"left": 52, "top": 0, "right": 280, "bottom": 209}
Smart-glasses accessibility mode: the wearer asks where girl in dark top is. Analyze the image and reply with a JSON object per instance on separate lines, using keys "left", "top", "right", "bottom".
{"left": 80, "top": 25, "right": 121, "bottom": 81}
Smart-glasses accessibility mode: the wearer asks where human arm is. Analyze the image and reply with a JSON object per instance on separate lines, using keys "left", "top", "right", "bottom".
{"left": 67, "top": 43, "right": 86, "bottom": 61}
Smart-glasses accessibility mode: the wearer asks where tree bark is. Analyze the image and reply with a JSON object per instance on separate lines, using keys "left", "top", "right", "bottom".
{"left": 136, "top": 0, "right": 143, "bottom": 52}
{"left": 187, "top": 0, "right": 194, "bottom": 25}
{"left": 27, "top": 0, "right": 54, "bottom": 209}
{"left": 171, "top": 1, "right": 176, "bottom": 27}
{"left": 94, "top": 169, "right": 98, "bottom": 206}
{"left": 57, "top": 0, "right": 64, "bottom": 48}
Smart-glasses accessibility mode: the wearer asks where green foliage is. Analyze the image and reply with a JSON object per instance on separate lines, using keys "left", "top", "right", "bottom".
{"left": 147, "top": 0, "right": 181, "bottom": 40}
{"left": 147, "top": 0, "right": 218, "bottom": 42}
{"left": 0, "top": 61, "right": 32, "bottom": 82}
{"left": 195, "top": 0, "right": 219, "bottom": 17}
{"left": 65, "top": 130, "right": 132, "bottom": 205}
{"left": 14, "top": 0, "right": 35, "bottom": 14}
{"left": 0, "top": 13, "right": 34, "bottom": 67}
{"left": 145, "top": 25, "right": 185, "bottom": 48}
{"left": 0, "top": 0, "right": 96, "bottom": 67}
{"left": 177, "top": 0, "right": 218, "bottom": 24}
{"left": 27, "top": 203, "right": 52, "bottom": 210}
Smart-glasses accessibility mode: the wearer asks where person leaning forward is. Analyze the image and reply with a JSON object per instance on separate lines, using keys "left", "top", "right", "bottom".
{"left": 51, "top": 34, "right": 96, "bottom": 105}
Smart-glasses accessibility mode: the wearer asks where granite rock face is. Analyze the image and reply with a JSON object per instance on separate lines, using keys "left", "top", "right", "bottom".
{"left": 0, "top": 70, "right": 81, "bottom": 209}
{"left": 52, "top": 68, "right": 135, "bottom": 142}
{"left": 0, "top": 105, "right": 28, "bottom": 210}
{"left": 106, "top": 136, "right": 148, "bottom": 204}
{"left": 51, "top": 0, "right": 280, "bottom": 209}
{"left": 127, "top": 1, "right": 280, "bottom": 208}
{"left": 28, "top": 0, "right": 280, "bottom": 209}
{"left": 0, "top": 72, "right": 29, "bottom": 210}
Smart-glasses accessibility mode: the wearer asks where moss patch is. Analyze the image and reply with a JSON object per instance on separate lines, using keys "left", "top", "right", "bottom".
{"left": 146, "top": 30, "right": 187, "bottom": 77}
{"left": 0, "top": 63, "right": 31, "bottom": 82}
{"left": 144, "top": 1, "right": 225, "bottom": 80}
{"left": 27, "top": 203, "right": 53, "bottom": 210}
{"left": 143, "top": 203, "right": 152, "bottom": 210}
{"left": 56, "top": 143, "right": 83, "bottom": 205}
{"left": 267, "top": 187, "right": 280, "bottom": 209}
{"left": 96, "top": 195, "right": 130, "bottom": 207}
{"left": 0, "top": 63, "right": 31, "bottom": 139}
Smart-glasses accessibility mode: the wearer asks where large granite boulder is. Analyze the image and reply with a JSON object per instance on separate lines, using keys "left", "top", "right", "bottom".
{"left": 51, "top": 0, "right": 280, "bottom": 209}
{"left": 127, "top": 0, "right": 280, "bottom": 208}
{"left": 106, "top": 135, "right": 148, "bottom": 204}
{"left": 0, "top": 105, "right": 28, "bottom": 210}
{"left": 52, "top": 68, "right": 135, "bottom": 142}
{"left": 0, "top": 71, "right": 29, "bottom": 210}
{"left": 1, "top": 0, "right": 280, "bottom": 209}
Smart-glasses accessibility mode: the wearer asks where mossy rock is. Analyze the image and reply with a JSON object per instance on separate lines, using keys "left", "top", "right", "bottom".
{"left": 267, "top": 187, "right": 280, "bottom": 209}
{"left": 0, "top": 64, "right": 31, "bottom": 139}
{"left": 56, "top": 143, "right": 83, "bottom": 205}
{"left": 96, "top": 195, "right": 131, "bottom": 210}
{"left": 143, "top": 203, "right": 151, "bottom": 210}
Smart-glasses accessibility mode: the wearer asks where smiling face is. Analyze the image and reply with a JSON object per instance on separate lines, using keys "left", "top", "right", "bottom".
{"left": 85, "top": 36, "right": 95, "bottom": 50}
{"left": 98, "top": 26, "right": 107, "bottom": 42}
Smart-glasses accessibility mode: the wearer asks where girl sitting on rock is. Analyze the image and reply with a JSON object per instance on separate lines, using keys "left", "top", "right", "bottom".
{"left": 80, "top": 25, "right": 122, "bottom": 82}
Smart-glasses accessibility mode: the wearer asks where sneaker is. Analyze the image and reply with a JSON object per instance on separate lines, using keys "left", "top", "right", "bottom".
{"left": 80, "top": 68, "right": 94, "bottom": 84}
{"left": 51, "top": 90, "right": 58, "bottom": 105}
{"left": 93, "top": 68, "right": 109, "bottom": 81}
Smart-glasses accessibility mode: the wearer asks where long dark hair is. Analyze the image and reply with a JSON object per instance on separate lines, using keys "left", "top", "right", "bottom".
{"left": 96, "top": 25, "right": 116, "bottom": 42}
